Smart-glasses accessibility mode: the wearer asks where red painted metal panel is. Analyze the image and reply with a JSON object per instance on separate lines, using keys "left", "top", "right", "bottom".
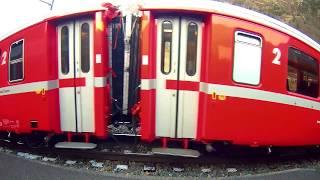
{"left": 94, "top": 87, "right": 107, "bottom": 138}
{"left": 93, "top": 11, "right": 109, "bottom": 138}
{"left": 140, "top": 12, "right": 157, "bottom": 79}
{"left": 0, "top": 21, "right": 59, "bottom": 134}
{"left": 94, "top": 11, "right": 108, "bottom": 77}
{"left": 140, "top": 11, "right": 157, "bottom": 141}
{"left": 202, "top": 93, "right": 320, "bottom": 146}
{"left": 140, "top": 89, "right": 156, "bottom": 142}
{"left": 166, "top": 80, "right": 199, "bottom": 91}
{"left": 59, "top": 78, "right": 86, "bottom": 88}
{"left": 0, "top": 90, "right": 56, "bottom": 133}
{"left": 197, "top": 14, "right": 320, "bottom": 146}
{"left": 197, "top": 15, "right": 212, "bottom": 141}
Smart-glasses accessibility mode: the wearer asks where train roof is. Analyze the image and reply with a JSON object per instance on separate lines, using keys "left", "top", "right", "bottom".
{"left": 0, "top": 6, "right": 105, "bottom": 42}
{"left": 140, "top": 0, "right": 320, "bottom": 52}
{"left": 0, "top": 0, "right": 319, "bottom": 53}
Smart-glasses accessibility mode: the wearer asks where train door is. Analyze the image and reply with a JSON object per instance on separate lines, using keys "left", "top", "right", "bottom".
{"left": 58, "top": 19, "right": 94, "bottom": 133}
{"left": 155, "top": 17, "right": 203, "bottom": 139}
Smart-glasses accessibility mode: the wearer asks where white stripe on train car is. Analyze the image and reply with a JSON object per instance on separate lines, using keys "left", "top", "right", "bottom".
{"left": 0, "top": 80, "right": 58, "bottom": 96}
{"left": 140, "top": 79, "right": 320, "bottom": 111}
{"left": 141, "top": 79, "right": 156, "bottom": 90}
{"left": 94, "top": 76, "right": 107, "bottom": 88}
{"left": 0, "top": 77, "right": 107, "bottom": 96}
{"left": 200, "top": 82, "right": 320, "bottom": 111}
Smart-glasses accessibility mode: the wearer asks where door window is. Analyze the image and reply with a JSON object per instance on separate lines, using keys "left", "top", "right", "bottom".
{"left": 81, "top": 23, "right": 90, "bottom": 73}
{"left": 186, "top": 22, "right": 198, "bottom": 76}
{"left": 161, "top": 21, "right": 173, "bottom": 74}
{"left": 61, "top": 26, "right": 70, "bottom": 74}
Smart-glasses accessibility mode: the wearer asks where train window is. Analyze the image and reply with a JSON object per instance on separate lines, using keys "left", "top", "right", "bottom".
{"left": 287, "top": 48, "right": 319, "bottom": 98}
{"left": 161, "top": 21, "right": 172, "bottom": 74}
{"left": 81, "top": 23, "right": 90, "bottom": 73}
{"left": 61, "top": 26, "right": 69, "bottom": 74}
{"left": 9, "top": 40, "right": 24, "bottom": 82}
{"left": 186, "top": 22, "right": 198, "bottom": 76}
{"left": 233, "top": 32, "right": 262, "bottom": 85}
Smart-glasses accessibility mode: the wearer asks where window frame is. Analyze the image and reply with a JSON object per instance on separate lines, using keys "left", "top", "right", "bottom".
{"left": 287, "top": 47, "right": 319, "bottom": 98}
{"left": 9, "top": 39, "right": 24, "bottom": 83}
{"left": 232, "top": 31, "right": 263, "bottom": 86}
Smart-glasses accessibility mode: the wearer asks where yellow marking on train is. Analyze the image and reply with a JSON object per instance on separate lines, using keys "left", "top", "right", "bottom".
{"left": 212, "top": 92, "right": 217, "bottom": 100}
{"left": 35, "top": 88, "right": 46, "bottom": 95}
{"left": 212, "top": 91, "right": 227, "bottom": 101}
{"left": 218, "top": 95, "right": 226, "bottom": 101}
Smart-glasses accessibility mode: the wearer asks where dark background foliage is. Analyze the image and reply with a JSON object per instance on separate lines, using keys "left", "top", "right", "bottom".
{"left": 220, "top": 0, "right": 320, "bottom": 43}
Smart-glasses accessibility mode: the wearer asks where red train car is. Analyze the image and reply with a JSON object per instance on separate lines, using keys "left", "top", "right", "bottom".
{"left": 0, "top": 0, "right": 319, "bottom": 154}
{"left": 0, "top": 7, "right": 113, "bottom": 144}
{"left": 138, "top": 1, "right": 320, "bottom": 149}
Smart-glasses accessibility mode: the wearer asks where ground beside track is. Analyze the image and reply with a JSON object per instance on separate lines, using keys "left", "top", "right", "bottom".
{"left": 0, "top": 151, "right": 129, "bottom": 180}
{"left": 2, "top": 146, "right": 320, "bottom": 180}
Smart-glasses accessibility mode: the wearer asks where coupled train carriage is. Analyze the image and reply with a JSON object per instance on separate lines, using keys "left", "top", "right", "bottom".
{"left": 0, "top": 0, "right": 320, "bottom": 156}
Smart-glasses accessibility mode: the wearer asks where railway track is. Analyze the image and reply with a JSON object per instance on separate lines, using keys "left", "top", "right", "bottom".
{"left": 3, "top": 139, "right": 320, "bottom": 179}
{"left": 2, "top": 139, "right": 320, "bottom": 166}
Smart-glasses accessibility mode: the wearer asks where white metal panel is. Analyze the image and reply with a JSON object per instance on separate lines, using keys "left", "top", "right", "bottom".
{"left": 58, "top": 23, "right": 77, "bottom": 132}
{"left": 0, "top": 80, "right": 58, "bottom": 97}
{"left": 155, "top": 17, "right": 202, "bottom": 139}
{"left": 75, "top": 20, "right": 95, "bottom": 133}
{"left": 155, "top": 18, "right": 180, "bottom": 138}
{"left": 58, "top": 19, "right": 95, "bottom": 133}
{"left": 141, "top": 79, "right": 156, "bottom": 90}
{"left": 122, "top": 15, "right": 132, "bottom": 115}
{"left": 94, "top": 77, "right": 107, "bottom": 88}
{"left": 177, "top": 18, "right": 202, "bottom": 138}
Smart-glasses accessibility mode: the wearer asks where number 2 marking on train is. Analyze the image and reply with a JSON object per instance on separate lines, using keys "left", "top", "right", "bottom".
{"left": 272, "top": 48, "right": 281, "bottom": 65}
{"left": 1, "top": 51, "right": 7, "bottom": 65}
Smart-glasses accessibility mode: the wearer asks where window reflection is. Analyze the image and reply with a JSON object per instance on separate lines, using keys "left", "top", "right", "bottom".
{"left": 61, "top": 26, "right": 69, "bottom": 74}
{"left": 186, "top": 22, "right": 198, "bottom": 76}
{"left": 287, "top": 48, "right": 319, "bottom": 98}
{"left": 81, "top": 23, "right": 90, "bottom": 73}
